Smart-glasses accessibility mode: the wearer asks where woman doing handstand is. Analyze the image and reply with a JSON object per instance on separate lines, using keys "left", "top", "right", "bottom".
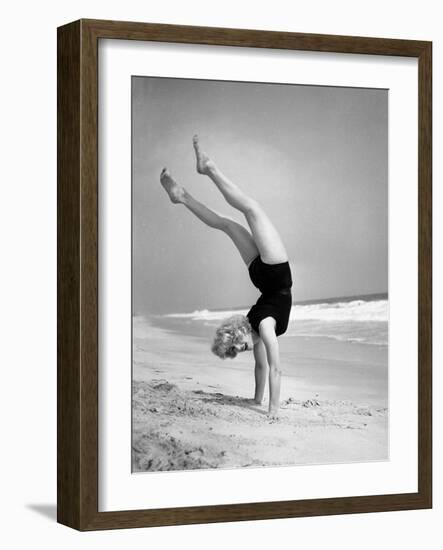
{"left": 160, "top": 136, "right": 293, "bottom": 418}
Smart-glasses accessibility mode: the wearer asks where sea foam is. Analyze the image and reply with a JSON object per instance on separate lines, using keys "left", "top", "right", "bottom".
{"left": 165, "top": 299, "right": 388, "bottom": 323}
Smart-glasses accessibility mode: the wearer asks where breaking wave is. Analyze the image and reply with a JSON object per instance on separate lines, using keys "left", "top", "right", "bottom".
{"left": 165, "top": 299, "right": 388, "bottom": 324}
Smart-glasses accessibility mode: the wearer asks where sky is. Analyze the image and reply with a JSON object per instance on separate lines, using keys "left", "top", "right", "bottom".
{"left": 132, "top": 76, "right": 388, "bottom": 315}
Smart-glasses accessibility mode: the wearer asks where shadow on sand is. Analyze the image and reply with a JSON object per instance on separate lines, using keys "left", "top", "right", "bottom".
{"left": 192, "top": 389, "right": 267, "bottom": 415}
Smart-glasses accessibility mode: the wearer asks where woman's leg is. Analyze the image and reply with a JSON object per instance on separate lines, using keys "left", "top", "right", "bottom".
{"left": 193, "top": 136, "right": 288, "bottom": 264}
{"left": 160, "top": 168, "right": 258, "bottom": 265}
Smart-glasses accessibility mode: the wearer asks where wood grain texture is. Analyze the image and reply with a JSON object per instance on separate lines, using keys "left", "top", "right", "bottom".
{"left": 79, "top": 18, "right": 99, "bottom": 528}
{"left": 57, "top": 20, "right": 81, "bottom": 529}
{"left": 83, "top": 18, "right": 429, "bottom": 56}
{"left": 417, "top": 42, "right": 432, "bottom": 506}
{"left": 57, "top": 19, "right": 432, "bottom": 531}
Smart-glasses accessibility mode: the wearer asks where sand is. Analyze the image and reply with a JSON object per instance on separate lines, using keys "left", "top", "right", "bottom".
{"left": 132, "top": 317, "right": 388, "bottom": 473}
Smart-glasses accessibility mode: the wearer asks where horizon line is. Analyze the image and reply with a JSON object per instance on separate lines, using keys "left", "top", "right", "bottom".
{"left": 135, "top": 290, "right": 388, "bottom": 317}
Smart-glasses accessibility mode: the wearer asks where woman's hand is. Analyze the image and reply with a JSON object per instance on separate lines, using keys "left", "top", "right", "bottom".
{"left": 267, "top": 408, "right": 280, "bottom": 421}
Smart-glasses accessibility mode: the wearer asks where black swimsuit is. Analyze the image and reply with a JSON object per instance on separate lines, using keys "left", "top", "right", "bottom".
{"left": 246, "top": 256, "right": 293, "bottom": 336}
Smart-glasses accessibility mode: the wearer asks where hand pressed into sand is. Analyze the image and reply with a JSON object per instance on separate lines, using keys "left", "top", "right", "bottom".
{"left": 258, "top": 318, "right": 282, "bottom": 421}
{"left": 267, "top": 408, "right": 280, "bottom": 421}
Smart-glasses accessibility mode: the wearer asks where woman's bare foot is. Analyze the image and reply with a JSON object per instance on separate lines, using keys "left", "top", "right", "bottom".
{"left": 160, "top": 168, "right": 185, "bottom": 204}
{"left": 193, "top": 135, "right": 216, "bottom": 175}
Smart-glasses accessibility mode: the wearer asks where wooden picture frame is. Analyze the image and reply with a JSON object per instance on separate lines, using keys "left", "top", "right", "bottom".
{"left": 57, "top": 18, "right": 432, "bottom": 530}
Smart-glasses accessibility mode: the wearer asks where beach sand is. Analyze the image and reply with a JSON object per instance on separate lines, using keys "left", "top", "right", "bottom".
{"left": 132, "top": 316, "right": 388, "bottom": 473}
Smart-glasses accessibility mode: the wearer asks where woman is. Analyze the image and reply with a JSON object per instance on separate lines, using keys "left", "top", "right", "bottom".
{"left": 160, "top": 136, "right": 292, "bottom": 418}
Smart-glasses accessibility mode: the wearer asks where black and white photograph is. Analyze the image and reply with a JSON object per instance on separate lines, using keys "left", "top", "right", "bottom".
{"left": 131, "top": 76, "right": 388, "bottom": 473}
{"left": 2, "top": 1, "right": 436, "bottom": 541}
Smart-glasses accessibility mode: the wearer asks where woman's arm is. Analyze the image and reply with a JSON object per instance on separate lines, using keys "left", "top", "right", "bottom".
{"left": 258, "top": 318, "right": 281, "bottom": 417}
{"left": 253, "top": 339, "right": 269, "bottom": 404}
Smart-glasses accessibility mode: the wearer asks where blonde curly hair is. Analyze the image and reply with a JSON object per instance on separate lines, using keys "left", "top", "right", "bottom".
{"left": 211, "top": 314, "right": 252, "bottom": 359}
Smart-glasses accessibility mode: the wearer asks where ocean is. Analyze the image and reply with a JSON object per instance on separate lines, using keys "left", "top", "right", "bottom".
{"left": 160, "top": 293, "right": 388, "bottom": 347}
